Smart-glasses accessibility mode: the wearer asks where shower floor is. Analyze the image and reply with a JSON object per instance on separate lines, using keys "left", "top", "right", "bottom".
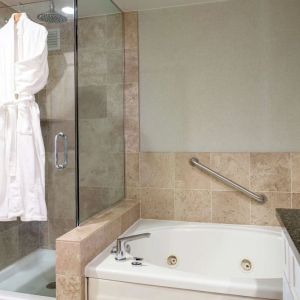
{"left": 0, "top": 249, "right": 55, "bottom": 298}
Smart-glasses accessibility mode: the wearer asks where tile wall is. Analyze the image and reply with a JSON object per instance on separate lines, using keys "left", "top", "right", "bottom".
{"left": 78, "top": 13, "right": 125, "bottom": 222}
{"left": 126, "top": 152, "right": 300, "bottom": 226}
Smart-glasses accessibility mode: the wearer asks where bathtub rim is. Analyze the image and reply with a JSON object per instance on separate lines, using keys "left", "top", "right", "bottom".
{"left": 125, "top": 219, "right": 283, "bottom": 237}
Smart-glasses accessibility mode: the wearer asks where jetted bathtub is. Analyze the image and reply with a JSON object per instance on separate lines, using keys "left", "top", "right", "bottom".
{"left": 85, "top": 220, "right": 284, "bottom": 300}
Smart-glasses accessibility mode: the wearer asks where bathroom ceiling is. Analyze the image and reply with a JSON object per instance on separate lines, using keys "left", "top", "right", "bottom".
{"left": 112, "top": 0, "right": 228, "bottom": 11}
{"left": 0, "top": 0, "right": 120, "bottom": 18}
{"left": 1, "top": 0, "right": 43, "bottom": 6}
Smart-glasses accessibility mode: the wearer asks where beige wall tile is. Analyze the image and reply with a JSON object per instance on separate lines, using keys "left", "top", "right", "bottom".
{"left": 124, "top": 12, "right": 138, "bottom": 50}
{"left": 250, "top": 153, "right": 291, "bottom": 192}
{"left": 79, "top": 187, "right": 123, "bottom": 222}
{"left": 126, "top": 187, "right": 139, "bottom": 200}
{"left": 175, "top": 153, "right": 210, "bottom": 189}
{"left": 212, "top": 191, "right": 251, "bottom": 225}
{"left": 56, "top": 274, "right": 84, "bottom": 300}
{"left": 251, "top": 192, "right": 291, "bottom": 226}
{"left": 104, "top": 218, "right": 123, "bottom": 246}
{"left": 47, "top": 218, "right": 75, "bottom": 249}
{"left": 292, "top": 153, "right": 300, "bottom": 192}
{"left": 292, "top": 193, "right": 300, "bottom": 209}
{"left": 211, "top": 153, "right": 250, "bottom": 191}
{"left": 124, "top": 12, "right": 139, "bottom": 155}
{"left": 124, "top": 83, "right": 139, "bottom": 119}
{"left": 107, "top": 49, "right": 124, "bottom": 84}
{"left": 0, "top": 223, "right": 19, "bottom": 270}
{"left": 125, "top": 116, "right": 140, "bottom": 153}
{"left": 175, "top": 189, "right": 211, "bottom": 222}
{"left": 56, "top": 241, "right": 81, "bottom": 276}
{"left": 56, "top": 201, "right": 140, "bottom": 298}
{"left": 140, "top": 188, "right": 174, "bottom": 220}
{"left": 78, "top": 16, "right": 106, "bottom": 50}
{"left": 125, "top": 153, "right": 139, "bottom": 187}
{"left": 106, "top": 13, "right": 123, "bottom": 50}
{"left": 125, "top": 49, "right": 139, "bottom": 83}
{"left": 79, "top": 226, "right": 107, "bottom": 273}
{"left": 140, "top": 153, "right": 175, "bottom": 188}
{"left": 121, "top": 203, "right": 140, "bottom": 232}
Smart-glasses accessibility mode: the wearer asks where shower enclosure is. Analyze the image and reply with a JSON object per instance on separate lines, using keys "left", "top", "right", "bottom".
{"left": 0, "top": 0, "right": 124, "bottom": 298}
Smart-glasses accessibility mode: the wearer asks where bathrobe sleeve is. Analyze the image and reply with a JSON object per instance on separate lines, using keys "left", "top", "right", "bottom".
{"left": 15, "top": 25, "right": 49, "bottom": 96}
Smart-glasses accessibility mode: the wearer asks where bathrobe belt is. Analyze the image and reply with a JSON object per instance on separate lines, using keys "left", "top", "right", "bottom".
{"left": 0, "top": 95, "right": 36, "bottom": 177}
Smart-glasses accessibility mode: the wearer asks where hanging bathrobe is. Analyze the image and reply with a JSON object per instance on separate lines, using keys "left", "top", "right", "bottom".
{"left": 0, "top": 13, "right": 48, "bottom": 221}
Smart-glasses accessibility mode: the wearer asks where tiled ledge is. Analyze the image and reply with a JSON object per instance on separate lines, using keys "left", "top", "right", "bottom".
{"left": 56, "top": 200, "right": 140, "bottom": 300}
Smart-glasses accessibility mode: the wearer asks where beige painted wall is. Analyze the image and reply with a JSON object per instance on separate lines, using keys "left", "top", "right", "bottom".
{"left": 139, "top": 0, "right": 300, "bottom": 152}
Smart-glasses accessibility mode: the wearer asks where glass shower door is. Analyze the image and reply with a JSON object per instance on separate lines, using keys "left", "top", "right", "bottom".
{"left": 0, "top": 0, "right": 77, "bottom": 298}
{"left": 77, "top": 0, "right": 125, "bottom": 223}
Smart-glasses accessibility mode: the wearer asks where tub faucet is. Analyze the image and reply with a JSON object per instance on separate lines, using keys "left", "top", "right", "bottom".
{"left": 114, "top": 233, "right": 151, "bottom": 261}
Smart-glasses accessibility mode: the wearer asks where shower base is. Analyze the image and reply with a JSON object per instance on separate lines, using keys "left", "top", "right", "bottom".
{"left": 0, "top": 249, "right": 55, "bottom": 299}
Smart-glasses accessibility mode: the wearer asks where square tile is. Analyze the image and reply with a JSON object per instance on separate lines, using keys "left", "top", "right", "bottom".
{"left": 212, "top": 191, "right": 251, "bottom": 224}
{"left": 210, "top": 153, "right": 249, "bottom": 191}
{"left": 140, "top": 188, "right": 174, "bottom": 220}
{"left": 250, "top": 153, "right": 291, "bottom": 192}
{"left": 140, "top": 153, "right": 175, "bottom": 188}
{"left": 175, "top": 153, "right": 210, "bottom": 189}
{"left": 251, "top": 192, "right": 291, "bottom": 226}
{"left": 175, "top": 189, "right": 211, "bottom": 222}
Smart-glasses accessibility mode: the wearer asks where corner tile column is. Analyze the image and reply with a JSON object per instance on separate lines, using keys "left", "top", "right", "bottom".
{"left": 124, "top": 12, "right": 140, "bottom": 201}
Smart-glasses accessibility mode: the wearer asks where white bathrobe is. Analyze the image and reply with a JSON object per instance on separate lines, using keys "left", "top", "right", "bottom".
{"left": 0, "top": 13, "right": 48, "bottom": 221}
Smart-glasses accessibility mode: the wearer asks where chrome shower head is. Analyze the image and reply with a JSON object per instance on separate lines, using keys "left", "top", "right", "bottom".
{"left": 37, "top": 0, "right": 67, "bottom": 24}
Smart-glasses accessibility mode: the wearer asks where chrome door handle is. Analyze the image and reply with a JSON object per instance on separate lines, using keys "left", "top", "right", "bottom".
{"left": 54, "top": 132, "right": 68, "bottom": 169}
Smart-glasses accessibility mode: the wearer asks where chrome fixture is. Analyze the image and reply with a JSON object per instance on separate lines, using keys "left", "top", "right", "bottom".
{"left": 114, "top": 233, "right": 151, "bottom": 261}
{"left": 190, "top": 157, "right": 266, "bottom": 203}
{"left": 37, "top": 0, "right": 68, "bottom": 24}
{"left": 54, "top": 132, "right": 68, "bottom": 169}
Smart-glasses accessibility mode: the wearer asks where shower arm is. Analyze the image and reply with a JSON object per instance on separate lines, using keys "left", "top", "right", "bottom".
{"left": 190, "top": 157, "right": 267, "bottom": 204}
{"left": 50, "top": 0, "right": 55, "bottom": 11}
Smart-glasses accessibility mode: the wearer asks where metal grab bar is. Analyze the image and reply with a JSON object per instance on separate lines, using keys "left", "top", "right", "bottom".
{"left": 190, "top": 157, "right": 266, "bottom": 204}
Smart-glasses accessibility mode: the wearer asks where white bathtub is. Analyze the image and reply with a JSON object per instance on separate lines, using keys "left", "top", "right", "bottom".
{"left": 86, "top": 220, "right": 284, "bottom": 300}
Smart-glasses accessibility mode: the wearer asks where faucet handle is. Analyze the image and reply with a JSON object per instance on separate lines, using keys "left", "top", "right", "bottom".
{"left": 115, "top": 232, "right": 151, "bottom": 261}
{"left": 111, "top": 246, "right": 117, "bottom": 254}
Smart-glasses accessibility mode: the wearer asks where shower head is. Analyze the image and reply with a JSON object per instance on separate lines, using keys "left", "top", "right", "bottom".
{"left": 37, "top": 0, "right": 67, "bottom": 24}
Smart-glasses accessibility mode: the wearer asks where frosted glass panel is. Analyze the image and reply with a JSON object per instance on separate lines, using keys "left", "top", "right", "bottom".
{"left": 139, "top": 0, "right": 300, "bottom": 152}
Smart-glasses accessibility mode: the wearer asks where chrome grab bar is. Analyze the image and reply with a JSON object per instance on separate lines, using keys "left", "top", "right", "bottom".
{"left": 190, "top": 157, "right": 266, "bottom": 204}
{"left": 54, "top": 132, "right": 68, "bottom": 169}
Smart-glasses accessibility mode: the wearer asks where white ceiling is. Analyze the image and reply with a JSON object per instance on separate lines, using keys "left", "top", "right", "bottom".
{"left": 2, "top": 0, "right": 44, "bottom": 6}
{"left": 0, "top": 0, "right": 226, "bottom": 20}
{"left": 0, "top": 0, "right": 120, "bottom": 19}
{"left": 112, "top": 0, "right": 228, "bottom": 12}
